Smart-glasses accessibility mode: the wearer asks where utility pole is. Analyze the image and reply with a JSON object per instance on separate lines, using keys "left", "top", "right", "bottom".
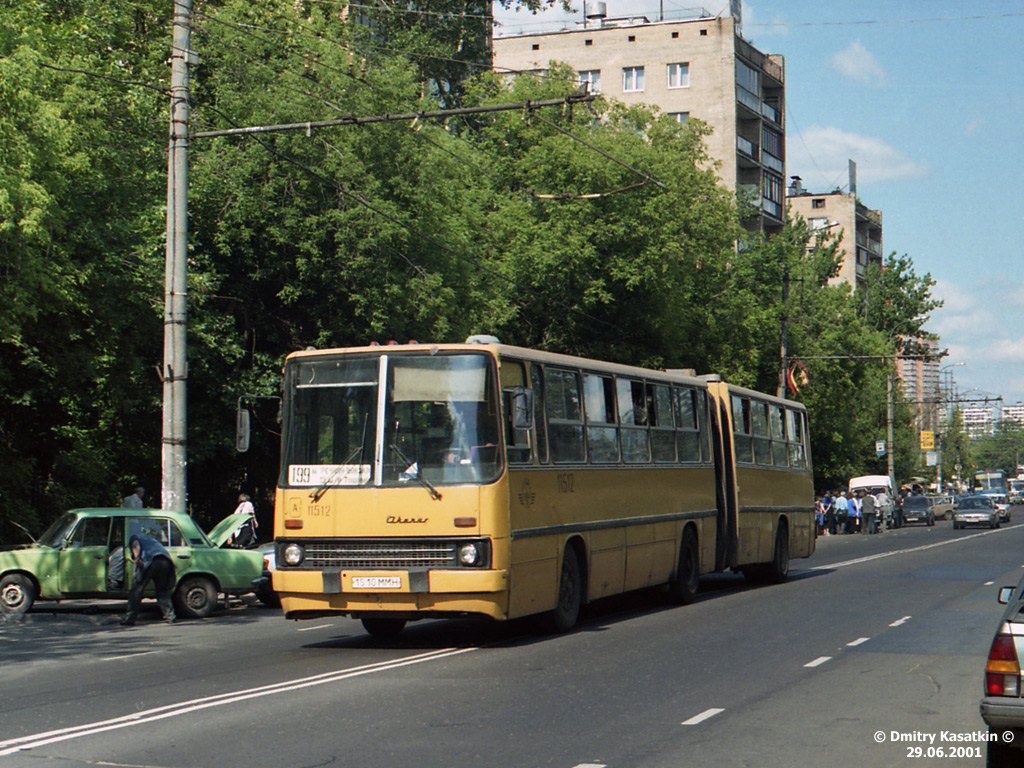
{"left": 887, "top": 369, "right": 896, "bottom": 492}
{"left": 162, "top": 0, "right": 192, "bottom": 512}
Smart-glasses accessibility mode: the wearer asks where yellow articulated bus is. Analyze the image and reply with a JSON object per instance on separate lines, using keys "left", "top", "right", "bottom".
{"left": 269, "top": 339, "right": 814, "bottom": 637}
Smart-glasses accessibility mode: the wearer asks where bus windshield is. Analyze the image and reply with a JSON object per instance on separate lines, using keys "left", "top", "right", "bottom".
{"left": 282, "top": 352, "right": 502, "bottom": 490}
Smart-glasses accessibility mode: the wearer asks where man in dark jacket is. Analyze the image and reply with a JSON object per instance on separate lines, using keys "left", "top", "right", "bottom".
{"left": 121, "top": 534, "right": 177, "bottom": 625}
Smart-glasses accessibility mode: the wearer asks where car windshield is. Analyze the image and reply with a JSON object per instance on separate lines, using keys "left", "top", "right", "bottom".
{"left": 281, "top": 352, "right": 503, "bottom": 490}
{"left": 36, "top": 513, "right": 78, "bottom": 547}
{"left": 959, "top": 497, "right": 994, "bottom": 510}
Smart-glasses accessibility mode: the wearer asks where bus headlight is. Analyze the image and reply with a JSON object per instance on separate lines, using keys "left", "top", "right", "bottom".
{"left": 457, "top": 541, "right": 489, "bottom": 567}
{"left": 282, "top": 543, "right": 305, "bottom": 566}
{"left": 458, "top": 542, "right": 480, "bottom": 566}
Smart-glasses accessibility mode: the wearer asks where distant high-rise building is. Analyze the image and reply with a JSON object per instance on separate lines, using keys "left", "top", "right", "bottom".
{"left": 787, "top": 176, "right": 883, "bottom": 289}
{"left": 492, "top": 4, "right": 786, "bottom": 233}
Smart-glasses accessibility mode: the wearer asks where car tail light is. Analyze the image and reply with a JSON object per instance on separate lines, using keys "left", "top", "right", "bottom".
{"left": 986, "top": 633, "right": 1021, "bottom": 696}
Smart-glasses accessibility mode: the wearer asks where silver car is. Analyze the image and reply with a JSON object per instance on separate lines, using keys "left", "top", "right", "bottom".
{"left": 952, "top": 496, "right": 999, "bottom": 530}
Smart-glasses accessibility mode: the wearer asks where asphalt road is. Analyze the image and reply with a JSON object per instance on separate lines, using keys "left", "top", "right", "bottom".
{"left": 2, "top": 514, "right": 1021, "bottom": 768}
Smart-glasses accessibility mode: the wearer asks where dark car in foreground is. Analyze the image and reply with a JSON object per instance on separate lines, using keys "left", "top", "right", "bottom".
{"left": 900, "top": 495, "right": 936, "bottom": 526}
{"left": 0, "top": 508, "right": 262, "bottom": 618}
{"left": 981, "top": 580, "right": 1024, "bottom": 765}
{"left": 953, "top": 496, "right": 1000, "bottom": 530}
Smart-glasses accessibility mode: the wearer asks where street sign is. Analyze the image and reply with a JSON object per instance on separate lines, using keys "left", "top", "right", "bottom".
{"left": 875, "top": 440, "right": 886, "bottom": 457}
{"left": 920, "top": 430, "right": 934, "bottom": 451}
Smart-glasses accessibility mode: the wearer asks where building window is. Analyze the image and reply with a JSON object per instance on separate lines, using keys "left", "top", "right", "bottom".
{"left": 627, "top": 35, "right": 636, "bottom": 42}
{"left": 577, "top": 69, "right": 601, "bottom": 94}
{"left": 622, "top": 66, "right": 644, "bottom": 92}
{"left": 531, "top": 43, "right": 539, "bottom": 50}
{"left": 672, "top": 31, "right": 679, "bottom": 38}
{"left": 700, "top": 29, "right": 708, "bottom": 36}
{"left": 585, "top": 39, "right": 593, "bottom": 46}
{"left": 668, "top": 112, "right": 690, "bottom": 123}
{"left": 812, "top": 198, "right": 826, "bottom": 209}
{"left": 667, "top": 62, "right": 690, "bottom": 89}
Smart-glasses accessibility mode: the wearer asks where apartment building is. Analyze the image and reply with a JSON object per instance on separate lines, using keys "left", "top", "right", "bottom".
{"left": 492, "top": 3, "right": 787, "bottom": 233}
{"left": 896, "top": 339, "right": 941, "bottom": 433}
{"left": 963, "top": 405, "right": 996, "bottom": 438}
{"left": 787, "top": 176, "right": 883, "bottom": 288}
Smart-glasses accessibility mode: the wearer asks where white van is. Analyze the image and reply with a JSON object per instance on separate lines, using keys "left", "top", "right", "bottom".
{"left": 849, "top": 475, "right": 896, "bottom": 526}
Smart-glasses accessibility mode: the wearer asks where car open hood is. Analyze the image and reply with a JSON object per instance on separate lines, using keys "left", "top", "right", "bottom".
{"left": 206, "top": 513, "right": 254, "bottom": 548}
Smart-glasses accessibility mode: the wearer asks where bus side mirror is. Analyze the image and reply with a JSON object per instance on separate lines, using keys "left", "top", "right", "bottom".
{"left": 236, "top": 408, "right": 251, "bottom": 453}
{"left": 506, "top": 387, "right": 534, "bottom": 430}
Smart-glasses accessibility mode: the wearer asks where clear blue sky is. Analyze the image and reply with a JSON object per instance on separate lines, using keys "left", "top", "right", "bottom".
{"left": 493, "top": 1, "right": 1024, "bottom": 411}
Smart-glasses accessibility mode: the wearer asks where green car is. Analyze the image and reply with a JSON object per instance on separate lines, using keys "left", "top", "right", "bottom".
{"left": 0, "top": 508, "right": 263, "bottom": 619}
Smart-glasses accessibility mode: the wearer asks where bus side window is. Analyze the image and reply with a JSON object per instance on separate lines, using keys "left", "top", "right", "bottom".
{"left": 732, "top": 396, "right": 753, "bottom": 463}
{"left": 617, "top": 378, "right": 649, "bottom": 463}
{"left": 585, "top": 373, "right": 619, "bottom": 464}
{"left": 787, "top": 409, "right": 806, "bottom": 467}
{"left": 546, "top": 368, "right": 585, "bottom": 463}
{"left": 675, "top": 386, "right": 701, "bottom": 462}
{"left": 649, "top": 383, "right": 675, "bottom": 462}
{"left": 770, "top": 405, "right": 788, "bottom": 466}
{"left": 750, "top": 400, "right": 771, "bottom": 466}
{"left": 530, "top": 364, "right": 549, "bottom": 464}
{"left": 501, "top": 360, "right": 532, "bottom": 464}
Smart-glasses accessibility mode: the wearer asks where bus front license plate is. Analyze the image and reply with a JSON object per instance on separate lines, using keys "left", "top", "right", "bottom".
{"left": 352, "top": 576, "right": 402, "bottom": 589}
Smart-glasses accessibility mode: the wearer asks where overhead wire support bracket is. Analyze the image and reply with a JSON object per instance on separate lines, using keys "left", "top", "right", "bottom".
{"left": 190, "top": 94, "right": 595, "bottom": 140}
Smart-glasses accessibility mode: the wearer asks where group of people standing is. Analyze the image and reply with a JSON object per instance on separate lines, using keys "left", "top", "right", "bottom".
{"left": 815, "top": 489, "right": 893, "bottom": 536}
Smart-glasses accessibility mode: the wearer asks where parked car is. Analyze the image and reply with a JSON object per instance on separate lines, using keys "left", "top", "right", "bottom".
{"left": 899, "top": 495, "right": 936, "bottom": 526}
{"left": 952, "top": 496, "right": 1000, "bottom": 530}
{"left": 980, "top": 578, "right": 1024, "bottom": 765}
{"left": 0, "top": 508, "right": 262, "bottom": 618}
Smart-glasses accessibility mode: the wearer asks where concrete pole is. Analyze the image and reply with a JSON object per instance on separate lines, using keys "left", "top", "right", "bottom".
{"left": 162, "top": 0, "right": 191, "bottom": 512}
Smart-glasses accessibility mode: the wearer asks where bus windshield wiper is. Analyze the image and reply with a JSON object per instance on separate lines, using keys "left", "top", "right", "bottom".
{"left": 310, "top": 417, "right": 369, "bottom": 502}
{"left": 390, "top": 443, "right": 442, "bottom": 501}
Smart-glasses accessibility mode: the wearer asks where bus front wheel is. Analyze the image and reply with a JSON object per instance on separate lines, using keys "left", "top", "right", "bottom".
{"left": 668, "top": 528, "right": 700, "bottom": 604}
{"left": 543, "top": 546, "right": 582, "bottom": 633}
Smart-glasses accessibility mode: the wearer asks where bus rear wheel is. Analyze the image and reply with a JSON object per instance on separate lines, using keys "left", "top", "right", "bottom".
{"left": 765, "top": 523, "right": 790, "bottom": 584}
{"left": 668, "top": 528, "right": 700, "bottom": 605}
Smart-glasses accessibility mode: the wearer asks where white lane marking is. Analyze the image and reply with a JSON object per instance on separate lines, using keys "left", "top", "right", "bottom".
{"left": 846, "top": 637, "right": 870, "bottom": 647}
{"left": 572, "top": 764, "right": 607, "bottom": 768}
{"left": 0, "top": 647, "right": 476, "bottom": 756}
{"left": 810, "top": 528, "right": 1007, "bottom": 572}
{"left": 99, "top": 650, "right": 162, "bottom": 662}
{"left": 804, "top": 656, "right": 831, "bottom": 668}
{"left": 297, "top": 624, "right": 334, "bottom": 632}
{"left": 890, "top": 616, "right": 911, "bottom": 627}
{"left": 681, "top": 708, "right": 725, "bottom": 725}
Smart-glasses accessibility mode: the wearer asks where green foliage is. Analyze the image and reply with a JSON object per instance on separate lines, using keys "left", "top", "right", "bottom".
{"left": 0, "top": 0, "right": 944, "bottom": 535}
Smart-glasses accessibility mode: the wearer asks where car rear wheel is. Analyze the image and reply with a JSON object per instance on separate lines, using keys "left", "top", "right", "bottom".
{"left": 0, "top": 574, "right": 36, "bottom": 615}
{"left": 173, "top": 575, "right": 217, "bottom": 619}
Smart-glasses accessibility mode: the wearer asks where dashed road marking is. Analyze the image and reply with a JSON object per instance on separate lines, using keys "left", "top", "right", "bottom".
{"left": 889, "top": 616, "right": 911, "bottom": 627}
{"left": 681, "top": 708, "right": 725, "bottom": 725}
{"left": 846, "top": 637, "right": 870, "bottom": 647}
{"left": 297, "top": 624, "right": 334, "bottom": 632}
{"left": 804, "top": 656, "right": 831, "bottom": 668}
